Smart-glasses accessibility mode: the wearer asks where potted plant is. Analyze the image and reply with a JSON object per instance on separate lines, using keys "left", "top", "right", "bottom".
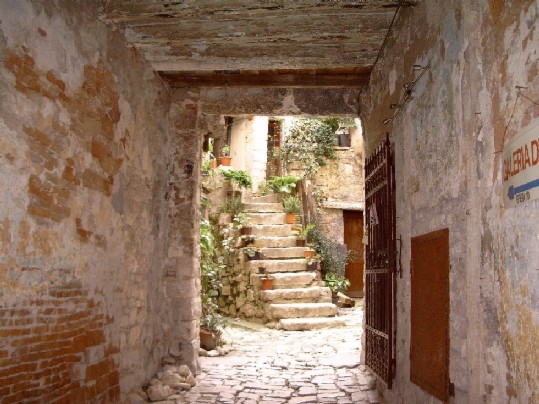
{"left": 200, "top": 312, "right": 227, "bottom": 351}
{"left": 283, "top": 195, "right": 301, "bottom": 224}
{"left": 304, "top": 247, "right": 315, "bottom": 259}
{"left": 244, "top": 246, "right": 264, "bottom": 260}
{"left": 267, "top": 175, "right": 299, "bottom": 194}
{"left": 221, "top": 169, "right": 252, "bottom": 195}
{"left": 296, "top": 224, "right": 315, "bottom": 247}
{"left": 258, "top": 267, "right": 273, "bottom": 290}
{"left": 219, "top": 145, "right": 232, "bottom": 166}
{"left": 219, "top": 195, "right": 242, "bottom": 218}
{"left": 237, "top": 213, "right": 252, "bottom": 236}
{"left": 238, "top": 234, "right": 255, "bottom": 248}
{"left": 324, "top": 272, "right": 351, "bottom": 303}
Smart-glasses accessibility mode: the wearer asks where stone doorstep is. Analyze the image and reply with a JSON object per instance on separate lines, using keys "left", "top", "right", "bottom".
{"left": 260, "top": 286, "right": 331, "bottom": 303}
{"left": 251, "top": 224, "right": 294, "bottom": 237}
{"left": 245, "top": 212, "right": 286, "bottom": 225}
{"left": 279, "top": 317, "right": 347, "bottom": 331}
{"left": 270, "top": 302, "right": 338, "bottom": 319}
{"left": 253, "top": 236, "right": 297, "bottom": 248}
{"left": 271, "top": 272, "right": 317, "bottom": 288}
{"left": 243, "top": 202, "right": 284, "bottom": 213}
{"left": 246, "top": 259, "right": 307, "bottom": 273}
{"left": 258, "top": 247, "right": 308, "bottom": 258}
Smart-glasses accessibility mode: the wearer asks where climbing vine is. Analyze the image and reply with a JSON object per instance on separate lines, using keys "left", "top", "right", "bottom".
{"left": 281, "top": 118, "right": 337, "bottom": 177}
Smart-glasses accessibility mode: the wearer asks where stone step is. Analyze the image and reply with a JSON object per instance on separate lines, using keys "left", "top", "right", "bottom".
{"left": 261, "top": 286, "right": 332, "bottom": 304}
{"left": 259, "top": 247, "right": 307, "bottom": 259}
{"left": 246, "top": 212, "right": 286, "bottom": 225}
{"left": 253, "top": 236, "right": 297, "bottom": 248}
{"left": 279, "top": 317, "right": 346, "bottom": 331}
{"left": 272, "top": 272, "right": 317, "bottom": 289}
{"left": 251, "top": 224, "right": 293, "bottom": 237}
{"left": 243, "top": 202, "right": 283, "bottom": 213}
{"left": 269, "top": 303, "right": 338, "bottom": 319}
{"left": 245, "top": 259, "right": 306, "bottom": 273}
{"left": 248, "top": 194, "right": 277, "bottom": 203}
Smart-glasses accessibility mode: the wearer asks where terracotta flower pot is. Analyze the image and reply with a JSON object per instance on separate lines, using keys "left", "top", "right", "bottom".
{"left": 261, "top": 277, "right": 273, "bottom": 290}
{"left": 211, "top": 159, "right": 218, "bottom": 169}
{"left": 285, "top": 213, "right": 296, "bottom": 224}
{"left": 219, "top": 156, "right": 232, "bottom": 166}
{"left": 240, "top": 227, "right": 252, "bottom": 236}
{"left": 304, "top": 249, "right": 315, "bottom": 259}
{"left": 200, "top": 329, "right": 222, "bottom": 351}
{"left": 296, "top": 239, "right": 306, "bottom": 247}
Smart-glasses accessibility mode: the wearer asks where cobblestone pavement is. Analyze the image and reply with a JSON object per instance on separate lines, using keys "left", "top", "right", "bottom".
{"left": 175, "top": 301, "right": 384, "bottom": 403}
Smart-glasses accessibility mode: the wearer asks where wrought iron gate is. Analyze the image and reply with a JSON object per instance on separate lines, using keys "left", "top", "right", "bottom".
{"left": 365, "top": 134, "right": 396, "bottom": 388}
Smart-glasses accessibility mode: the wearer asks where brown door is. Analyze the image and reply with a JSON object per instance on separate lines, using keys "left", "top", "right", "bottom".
{"left": 343, "top": 210, "right": 364, "bottom": 297}
{"left": 410, "top": 228, "right": 450, "bottom": 402}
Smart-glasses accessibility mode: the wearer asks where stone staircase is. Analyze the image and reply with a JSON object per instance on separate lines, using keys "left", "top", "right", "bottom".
{"left": 243, "top": 196, "right": 345, "bottom": 331}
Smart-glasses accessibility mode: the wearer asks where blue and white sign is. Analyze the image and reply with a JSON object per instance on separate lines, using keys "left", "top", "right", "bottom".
{"left": 503, "top": 119, "right": 539, "bottom": 208}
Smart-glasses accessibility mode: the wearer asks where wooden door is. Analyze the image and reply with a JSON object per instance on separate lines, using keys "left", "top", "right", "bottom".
{"left": 410, "top": 228, "right": 450, "bottom": 402}
{"left": 344, "top": 210, "right": 364, "bottom": 297}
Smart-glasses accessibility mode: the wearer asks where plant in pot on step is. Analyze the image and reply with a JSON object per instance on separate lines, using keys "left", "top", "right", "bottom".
{"left": 244, "top": 246, "right": 264, "bottom": 260}
{"left": 283, "top": 195, "right": 301, "bottom": 224}
{"left": 296, "top": 224, "right": 315, "bottom": 247}
{"left": 324, "top": 272, "right": 351, "bottom": 304}
{"left": 219, "top": 195, "right": 243, "bottom": 225}
{"left": 258, "top": 267, "right": 274, "bottom": 291}
{"left": 219, "top": 145, "right": 232, "bottom": 166}
{"left": 234, "top": 212, "right": 253, "bottom": 236}
{"left": 266, "top": 175, "right": 299, "bottom": 195}
{"left": 221, "top": 169, "right": 252, "bottom": 194}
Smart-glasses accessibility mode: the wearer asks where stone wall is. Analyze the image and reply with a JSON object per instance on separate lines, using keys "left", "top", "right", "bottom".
{"left": 360, "top": 1, "right": 539, "bottom": 402}
{"left": 314, "top": 123, "right": 365, "bottom": 243}
{"left": 0, "top": 1, "right": 172, "bottom": 401}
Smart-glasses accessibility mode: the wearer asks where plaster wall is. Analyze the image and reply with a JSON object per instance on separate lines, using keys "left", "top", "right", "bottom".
{"left": 360, "top": 1, "right": 539, "bottom": 403}
{"left": 0, "top": 1, "right": 173, "bottom": 401}
{"left": 229, "top": 116, "right": 269, "bottom": 193}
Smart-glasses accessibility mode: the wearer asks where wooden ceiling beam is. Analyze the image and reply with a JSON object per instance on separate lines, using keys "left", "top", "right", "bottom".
{"left": 160, "top": 67, "right": 371, "bottom": 88}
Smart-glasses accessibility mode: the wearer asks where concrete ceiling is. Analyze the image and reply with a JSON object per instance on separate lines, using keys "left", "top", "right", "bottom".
{"left": 101, "top": 0, "right": 405, "bottom": 88}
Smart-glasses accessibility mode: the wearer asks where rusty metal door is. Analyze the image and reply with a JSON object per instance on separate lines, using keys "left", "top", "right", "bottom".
{"left": 344, "top": 210, "right": 364, "bottom": 297}
{"left": 410, "top": 228, "right": 450, "bottom": 402}
{"left": 365, "top": 134, "right": 396, "bottom": 388}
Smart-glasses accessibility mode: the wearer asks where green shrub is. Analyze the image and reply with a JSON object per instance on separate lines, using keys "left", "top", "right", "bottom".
{"left": 267, "top": 175, "right": 299, "bottom": 194}
{"left": 309, "top": 227, "right": 350, "bottom": 278}
{"left": 283, "top": 195, "right": 301, "bottom": 214}
{"left": 220, "top": 169, "right": 252, "bottom": 189}
{"left": 219, "top": 196, "right": 242, "bottom": 215}
{"left": 324, "top": 272, "right": 351, "bottom": 294}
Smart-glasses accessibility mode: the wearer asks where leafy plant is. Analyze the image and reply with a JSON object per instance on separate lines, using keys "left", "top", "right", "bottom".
{"left": 266, "top": 176, "right": 299, "bottom": 194}
{"left": 281, "top": 118, "right": 337, "bottom": 177}
{"left": 219, "top": 196, "right": 242, "bottom": 215}
{"left": 324, "top": 272, "right": 351, "bottom": 294}
{"left": 283, "top": 195, "right": 301, "bottom": 214}
{"left": 309, "top": 227, "right": 351, "bottom": 278}
{"left": 298, "top": 224, "right": 315, "bottom": 240}
{"left": 244, "top": 246, "right": 260, "bottom": 258}
{"left": 200, "top": 219, "right": 227, "bottom": 332}
{"left": 220, "top": 169, "right": 252, "bottom": 189}
{"left": 201, "top": 311, "right": 227, "bottom": 333}
{"left": 221, "top": 145, "right": 231, "bottom": 157}
{"left": 201, "top": 151, "right": 215, "bottom": 175}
